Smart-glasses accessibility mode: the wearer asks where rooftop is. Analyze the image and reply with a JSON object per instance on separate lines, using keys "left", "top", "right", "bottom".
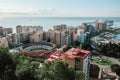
{"left": 47, "top": 48, "right": 91, "bottom": 61}
{"left": 65, "top": 48, "right": 90, "bottom": 59}
{"left": 47, "top": 51, "right": 63, "bottom": 61}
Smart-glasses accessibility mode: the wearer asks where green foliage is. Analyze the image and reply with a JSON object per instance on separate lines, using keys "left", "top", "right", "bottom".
{"left": 75, "top": 71, "right": 85, "bottom": 80}
{"left": 93, "top": 57, "right": 112, "bottom": 65}
{"left": 0, "top": 46, "right": 9, "bottom": 54}
{"left": 31, "top": 57, "right": 44, "bottom": 63}
{"left": 0, "top": 46, "right": 17, "bottom": 80}
{"left": 11, "top": 52, "right": 38, "bottom": 80}
{"left": 11, "top": 53, "right": 76, "bottom": 80}
{"left": 0, "top": 46, "right": 85, "bottom": 80}
{"left": 82, "top": 42, "right": 92, "bottom": 50}
{"left": 72, "top": 40, "right": 81, "bottom": 47}
{"left": 111, "top": 64, "right": 120, "bottom": 77}
{"left": 98, "top": 42, "right": 120, "bottom": 58}
{"left": 16, "top": 61, "right": 37, "bottom": 80}
{"left": 38, "top": 60, "right": 75, "bottom": 80}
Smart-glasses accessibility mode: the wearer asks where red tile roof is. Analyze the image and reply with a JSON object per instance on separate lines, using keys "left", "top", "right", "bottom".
{"left": 65, "top": 48, "right": 90, "bottom": 59}
{"left": 47, "top": 58, "right": 55, "bottom": 61}
{"left": 47, "top": 48, "right": 90, "bottom": 61}
{"left": 47, "top": 52, "right": 63, "bottom": 61}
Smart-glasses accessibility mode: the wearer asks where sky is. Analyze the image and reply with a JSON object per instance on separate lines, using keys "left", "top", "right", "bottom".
{"left": 0, "top": 0, "right": 120, "bottom": 17}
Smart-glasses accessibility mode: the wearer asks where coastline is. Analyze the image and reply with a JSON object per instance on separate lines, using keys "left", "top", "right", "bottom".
{"left": 0, "top": 17, "right": 120, "bottom": 33}
{"left": 0, "top": 17, "right": 120, "bottom": 40}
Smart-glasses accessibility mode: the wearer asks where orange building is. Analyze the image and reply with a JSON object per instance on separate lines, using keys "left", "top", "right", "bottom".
{"left": 63, "top": 48, "right": 91, "bottom": 80}
{"left": 47, "top": 47, "right": 91, "bottom": 80}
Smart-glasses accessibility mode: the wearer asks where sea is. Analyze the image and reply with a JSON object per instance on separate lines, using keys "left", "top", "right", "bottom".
{"left": 0, "top": 17, "right": 120, "bottom": 40}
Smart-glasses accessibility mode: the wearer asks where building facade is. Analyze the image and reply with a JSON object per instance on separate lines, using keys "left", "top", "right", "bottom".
{"left": 62, "top": 48, "right": 91, "bottom": 80}
{"left": 16, "top": 25, "right": 43, "bottom": 33}
{"left": 0, "top": 37, "right": 9, "bottom": 47}
{"left": 77, "top": 29, "right": 85, "bottom": 43}
{"left": 95, "top": 21, "right": 107, "bottom": 31}
{"left": 54, "top": 24, "right": 67, "bottom": 31}
{"left": 30, "top": 31, "right": 43, "bottom": 43}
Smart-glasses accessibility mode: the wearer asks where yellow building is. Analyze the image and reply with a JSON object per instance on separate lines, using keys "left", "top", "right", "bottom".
{"left": 63, "top": 48, "right": 91, "bottom": 80}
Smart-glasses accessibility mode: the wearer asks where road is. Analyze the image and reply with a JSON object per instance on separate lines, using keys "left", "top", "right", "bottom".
{"left": 91, "top": 55, "right": 120, "bottom": 71}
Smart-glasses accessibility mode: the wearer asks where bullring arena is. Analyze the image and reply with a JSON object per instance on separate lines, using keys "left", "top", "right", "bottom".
{"left": 20, "top": 42, "right": 56, "bottom": 58}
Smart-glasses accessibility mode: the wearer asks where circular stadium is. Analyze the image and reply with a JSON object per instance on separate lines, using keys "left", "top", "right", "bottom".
{"left": 20, "top": 42, "right": 56, "bottom": 58}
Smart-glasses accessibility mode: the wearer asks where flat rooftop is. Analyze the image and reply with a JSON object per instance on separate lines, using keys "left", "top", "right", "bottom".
{"left": 47, "top": 48, "right": 91, "bottom": 61}
{"left": 65, "top": 48, "right": 90, "bottom": 59}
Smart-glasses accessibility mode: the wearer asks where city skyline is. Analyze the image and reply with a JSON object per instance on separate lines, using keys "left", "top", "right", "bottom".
{"left": 0, "top": 0, "right": 120, "bottom": 17}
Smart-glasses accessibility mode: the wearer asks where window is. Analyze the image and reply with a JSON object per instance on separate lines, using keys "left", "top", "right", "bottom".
{"left": 75, "top": 58, "right": 81, "bottom": 70}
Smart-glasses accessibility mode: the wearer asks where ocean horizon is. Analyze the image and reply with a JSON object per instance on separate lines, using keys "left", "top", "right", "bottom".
{"left": 0, "top": 17, "right": 120, "bottom": 33}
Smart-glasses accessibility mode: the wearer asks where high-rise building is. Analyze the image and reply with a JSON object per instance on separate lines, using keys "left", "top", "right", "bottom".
{"left": 29, "top": 31, "right": 43, "bottom": 43}
{"left": 54, "top": 31, "right": 61, "bottom": 47}
{"left": 54, "top": 24, "right": 67, "bottom": 31}
{"left": 0, "top": 27, "right": 13, "bottom": 36}
{"left": 47, "top": 30, "right": 56, "bottom": 42}
{"left": 6, "top": 33, "right": 20, "bottom": 48}
{"left": 63, "top": 48, "right": 91, "bottom": 80}
{"left": 16, "top": 25, "right": 23, "bottom": 33}
{"left": 43, "top": 31, "right": 47, "bottom": 41}
{"left": 80, "top": 23, "right": 88, "bottom": 31}
{"left": 79, "top": 23, "right": 94, "bottom": 34}
{"left": 28, "top": 26, "right": 43, "bottom": 32}
{"left": 66, "top": 35, "right": 71, "bottom": 46}
{"left": 95, "top": 20, "right": 107, "bottom": 31}
{"left": 86, "top": 24, "right": 94, "bottom": 33}
{"left": 16, "top": 25, "right": 43, "bottom": 33}
{"left": 60, "top": 31, "right": 66, "bottom": 46}
{"left": 34, "top": 31, "right": 43, "bottom": 42}
{"left": 68, "top": 27, "right": 77, "bottom": 43}
{"left": 77, "top": 29, "right": 84, "bottom": 43}
{"left": 19, "top": 32, "right": 30, "bottom": 43}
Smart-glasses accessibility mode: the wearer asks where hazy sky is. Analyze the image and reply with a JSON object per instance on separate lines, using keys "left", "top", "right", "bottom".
{"left": 0, "top": 0, "right": 120, "bottom": 17}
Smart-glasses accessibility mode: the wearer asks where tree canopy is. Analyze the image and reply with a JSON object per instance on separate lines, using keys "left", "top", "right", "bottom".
{"left": 38, "top": 60, "right": 75, "bottom": 80}
{"left": 0, "top": 46, "right": 17, "bottom": 80}
{"left": 75, "top": 71, "right": 85, "bottom": 80}
{"left": 0, "top": 46, "right": 85, "bottom": 80}
{"left": 111, "top": 64, "right": 120, "bottom": 77}
{"left": 98, "top": 42, "right": 120, "bottom": 58}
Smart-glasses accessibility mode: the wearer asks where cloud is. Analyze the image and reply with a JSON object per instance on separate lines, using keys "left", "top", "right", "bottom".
{"left": 34, "top": 8, "right": 56, "bottom": 16}
{"left": 0, "top": 8, "right": 57, "bottom": 17}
